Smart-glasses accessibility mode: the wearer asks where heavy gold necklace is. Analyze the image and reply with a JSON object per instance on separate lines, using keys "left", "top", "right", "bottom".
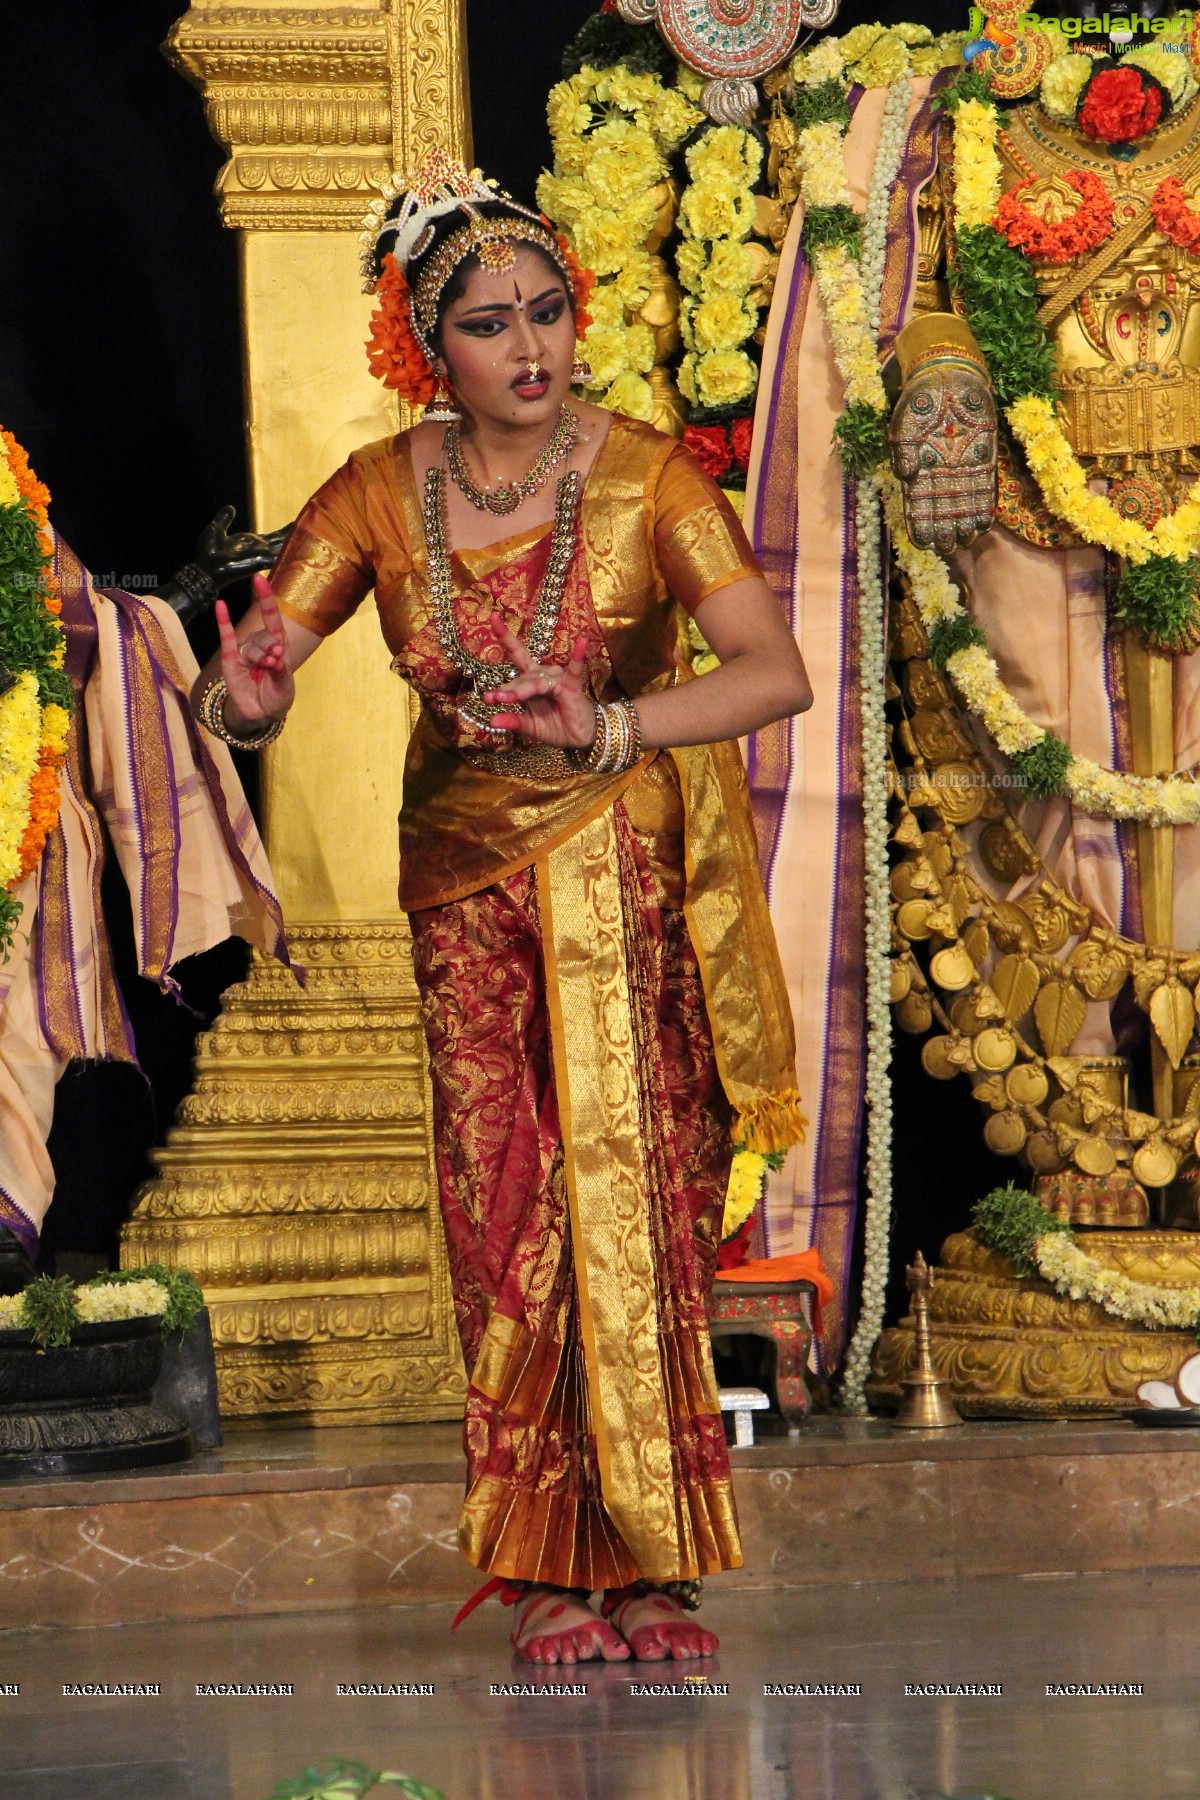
{"left": 422, "top": 464, "right": 581, "bottom": 736}
{"left": 446, "top": 405, "right": 578, "bottom": 516}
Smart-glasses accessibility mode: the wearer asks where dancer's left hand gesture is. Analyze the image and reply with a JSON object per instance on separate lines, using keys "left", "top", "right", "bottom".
{"left": 481, "top": 613, "right": 597, "bottom": 749}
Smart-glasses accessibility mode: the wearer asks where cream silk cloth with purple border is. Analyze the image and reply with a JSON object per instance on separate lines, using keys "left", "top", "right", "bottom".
{"left": 0, "top": 536, "right": 288, "bottom": 1256}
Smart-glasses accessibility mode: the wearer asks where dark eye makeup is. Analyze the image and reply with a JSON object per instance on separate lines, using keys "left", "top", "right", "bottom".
{"left": 452, "top": 293, "right": 568, "bottom": 337}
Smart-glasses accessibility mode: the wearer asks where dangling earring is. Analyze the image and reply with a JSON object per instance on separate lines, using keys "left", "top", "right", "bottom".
{"left": 571, "top": 354, "right": 592, "bottom": 386}
{"left": 424, "top": 368, "right": 461, "bottom": 425}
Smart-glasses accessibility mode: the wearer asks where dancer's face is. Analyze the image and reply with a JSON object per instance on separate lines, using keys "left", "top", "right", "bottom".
{"left": 438, "top": 246, "right": 576, "bottom": 433}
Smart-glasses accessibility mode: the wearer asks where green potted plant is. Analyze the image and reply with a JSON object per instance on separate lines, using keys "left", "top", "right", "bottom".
{"left": 0, "top": 1265, "right": 204, "bottom": 1476}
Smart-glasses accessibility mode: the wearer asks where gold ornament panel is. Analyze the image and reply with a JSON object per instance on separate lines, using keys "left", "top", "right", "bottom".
{"left": 869, "top": 1231, "right": 1200, "bottom": 1416}
{"left": 165, "top": 1, "right": 469, "bottom": 230}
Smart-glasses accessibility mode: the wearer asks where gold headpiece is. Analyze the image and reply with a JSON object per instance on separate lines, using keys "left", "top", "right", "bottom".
{"left": 358, "top": 149, "right": 571, "bottom": 357}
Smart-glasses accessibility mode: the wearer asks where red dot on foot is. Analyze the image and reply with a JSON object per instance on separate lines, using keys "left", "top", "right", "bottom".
{"left": 548, "top": 1603, "right": 565, "bottom": 1619}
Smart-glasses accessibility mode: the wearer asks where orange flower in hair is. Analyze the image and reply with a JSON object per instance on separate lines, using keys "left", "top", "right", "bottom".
{"left": 548, "top": 225, "right": 596, "bottom": 335}
{"left": 365, "top": 255, "right": 437, "bottom": 402}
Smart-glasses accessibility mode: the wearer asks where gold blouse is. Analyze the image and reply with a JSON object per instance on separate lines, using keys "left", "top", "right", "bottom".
{"left": 270, "top": 416, "right": 760, "bottom": 912}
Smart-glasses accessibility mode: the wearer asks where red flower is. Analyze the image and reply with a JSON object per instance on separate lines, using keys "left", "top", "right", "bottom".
{"left": 684, "top": 424, "right": 732, "bottom": 480}
{"left": 729, "top": 416, "right": 754, "bottom": 472}
{"left": 717, "top": 1218, "right": 753, "bottom": 1270}
{"left": 1077, "top": 66, "right": 1163, "bottom": 145}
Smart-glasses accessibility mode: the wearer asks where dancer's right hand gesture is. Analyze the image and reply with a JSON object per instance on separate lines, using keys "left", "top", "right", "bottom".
{"left": 215, "top": 573, "right": 295, "bottom": 731}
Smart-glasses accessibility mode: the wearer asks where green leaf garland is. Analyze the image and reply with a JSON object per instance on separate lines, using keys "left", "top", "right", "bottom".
{"left": 833, "top": 401, "right": 889, "bottom": 476}
{"left": 927, "top": 615, "right": 988, "bottom": 669}
{"left": 1009, "top": 733, "right": 1073, "bottom": 800}
{"left": 792, "top": 78, "right": 852, "bottom": 133}
{"left": 802, "top": 202, "right": 863, "bottom": 257}
{"left": 949, "top": 225, "right": 1058, "bottom": 408}
{"left": 1113, "top": 554, "right": 1200, "bottom": 654}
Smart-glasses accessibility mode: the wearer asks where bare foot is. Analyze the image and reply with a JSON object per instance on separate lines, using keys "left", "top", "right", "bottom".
{"left": 606, "top": 1590, "right": 718, "bottom": 1661}
{"left": 511, "top": 1587, "right": 630, "bottom": 1665}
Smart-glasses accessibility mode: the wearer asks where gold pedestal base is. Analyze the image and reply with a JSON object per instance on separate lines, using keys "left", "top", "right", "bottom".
{"left": 121, "top": 923, "right": 467, "bottom": 1425}
{"left": 868, "top": 1228, "right": 1200, "bottom": 1418}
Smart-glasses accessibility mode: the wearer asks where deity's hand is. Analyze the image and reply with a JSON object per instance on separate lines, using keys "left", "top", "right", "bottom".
{"left": 480, "top": 614, "right": 598, "bottom": 749}
{"left": 163, "top": 505, "right": 293, "bottom": 626}
{"left": 198, "top": 505, "right": 291, "bottom": 589}
{"left": 889, "top": 360, "right": 998, "bottom": 553}
{"left": 215, "top": 573, "right": 294, "bottom": 730}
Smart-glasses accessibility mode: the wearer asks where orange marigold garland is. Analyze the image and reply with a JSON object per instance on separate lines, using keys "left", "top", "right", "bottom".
{"left": 995, "top": 171, "right": 1114, "bottom": 266}
{"left": 16, "top": 753, "right": 62, "bottom": 884}
{"left": 1152, "top": 177, "right": 1200, "bottom": 252}
{"left": 551, "top": 226, "right": 596, "bottom": 335}
{"left": 0, "top": 428, "right": 72, "bottom": 953}
{"left": 365, "top": 255, "right": 437, "bottom": 404}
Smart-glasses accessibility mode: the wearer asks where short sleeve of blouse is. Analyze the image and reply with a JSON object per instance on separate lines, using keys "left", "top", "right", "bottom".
{"left": 652, "top": 441, "right": 761, "bottom": 616}
{"left": 270, "top": 453, "right": 378, "bottom": 639}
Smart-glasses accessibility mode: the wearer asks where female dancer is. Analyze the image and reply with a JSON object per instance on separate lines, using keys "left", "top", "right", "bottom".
{"left": 191, "top": 157, "right": 811, "bottom": 1665}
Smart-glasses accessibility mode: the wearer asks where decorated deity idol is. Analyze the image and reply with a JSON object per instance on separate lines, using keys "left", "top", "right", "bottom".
{"left": 739, "top": 10, "right": 1200, "bottom": 1413}
{"left": 190, "top": 152, "right": 810, "bottom": 1660}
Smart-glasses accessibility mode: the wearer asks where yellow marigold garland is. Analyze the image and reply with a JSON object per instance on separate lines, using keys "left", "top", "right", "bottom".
{"left": 676, "top": 123, "right": 765, "bottom": 412}
{"left": 721, "top": 1148, "right": 769, "bottom": 1239}
{"left": 538, "top": 60, "right": 702, "bottom": 422}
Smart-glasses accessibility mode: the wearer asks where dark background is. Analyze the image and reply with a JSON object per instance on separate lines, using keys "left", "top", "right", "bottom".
{"left": 0, "top": 1, "right": 1077, "bottom": 1330}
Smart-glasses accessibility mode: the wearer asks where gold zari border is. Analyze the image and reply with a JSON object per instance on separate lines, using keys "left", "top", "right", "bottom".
{"left": 537, "top": 812, "right": 680, "bottom": 1578}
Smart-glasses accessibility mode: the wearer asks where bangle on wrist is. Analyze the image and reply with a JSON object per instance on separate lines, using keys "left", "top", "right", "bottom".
{"left": 196, "top": 676, "right": 285, "bottom": 750}
{"left": 171, "top": 563, "right": 219, "bottom": 611}
{"left": 572, "top": 697, "right": 643, "bottom": 775}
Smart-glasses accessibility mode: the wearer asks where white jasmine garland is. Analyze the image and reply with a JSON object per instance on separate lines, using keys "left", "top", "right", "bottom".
{"left": 1035, "top": 1231, "right": 1200, "bottom": 1332}
{"left": 882, "top": 475, "right": 1200, "bottom": 827}
{"left": 840, "top": 469, "right": 895, "bottom": 1414}
{"left": 75, "top": 1280, "right": 168, "bottom": 1325}
{"left": 862, "top": 77, "right": 912, "bottom": 341}
{"left": 830, "top": 77, "right": 910, "bottom": 1417}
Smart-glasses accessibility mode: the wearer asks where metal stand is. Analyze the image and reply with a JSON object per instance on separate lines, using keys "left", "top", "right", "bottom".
{"left": 893, "top": 1250, "right": 963, "bottom": 1430}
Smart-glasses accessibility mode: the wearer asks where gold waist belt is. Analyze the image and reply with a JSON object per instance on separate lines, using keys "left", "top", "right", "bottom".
{"left": 1059, "top": 367, "right": 1200, "bottom": 461}
{"left": 457, "top": 739, "right": 578, "bottom": 779}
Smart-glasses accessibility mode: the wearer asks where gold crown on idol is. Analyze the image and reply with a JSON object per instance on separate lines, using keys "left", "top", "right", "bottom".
{"left": 358, "top": 149, "right": 572, "bottom": 359}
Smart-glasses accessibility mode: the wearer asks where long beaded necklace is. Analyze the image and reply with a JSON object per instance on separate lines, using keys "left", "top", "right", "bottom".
{"left": 422, "top": 463, "right": 582, "bottom": 736}
{"left": 446, "top": 405, "right": 578, "bottom": 515}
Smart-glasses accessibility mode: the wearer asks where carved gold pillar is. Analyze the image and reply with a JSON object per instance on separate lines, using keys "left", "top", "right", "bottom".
{"left": 120, "top": 1, "right": 470, "bottom": 1423}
